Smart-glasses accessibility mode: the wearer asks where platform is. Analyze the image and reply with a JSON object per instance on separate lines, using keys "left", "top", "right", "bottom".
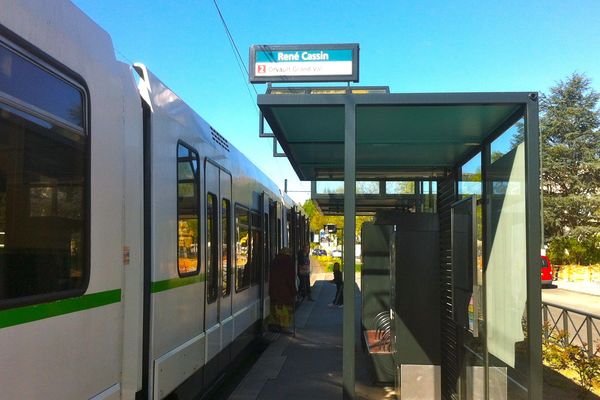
{"left": 228, "top": 275, "right": 395, "bottom": 400}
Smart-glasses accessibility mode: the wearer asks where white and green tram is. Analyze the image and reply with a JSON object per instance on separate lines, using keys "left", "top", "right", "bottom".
{"left": 0, "top": 2, "right": 309, "bottom": 399}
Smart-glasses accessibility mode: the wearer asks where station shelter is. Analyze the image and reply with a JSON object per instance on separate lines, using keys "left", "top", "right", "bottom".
{"left": 257, "top": 86, "right": 542, "bottom": 400}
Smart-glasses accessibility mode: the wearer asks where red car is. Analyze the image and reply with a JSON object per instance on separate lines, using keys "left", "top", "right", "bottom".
{"left": 541, "top": 255, "right": 553, "bottom": 287}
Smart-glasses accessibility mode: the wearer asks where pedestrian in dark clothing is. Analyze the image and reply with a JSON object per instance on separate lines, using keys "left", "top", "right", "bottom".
{"left": 268, "top": 247, "right": 296, "bottom": 332}
{"left": 297, "top": 245, "right": 313, "bottom": 301}
{"left": 329, "top": 262, "right": 343, "bottom": 308}
{"left": 269, "top": 247, "right": 296, "bottom": 305}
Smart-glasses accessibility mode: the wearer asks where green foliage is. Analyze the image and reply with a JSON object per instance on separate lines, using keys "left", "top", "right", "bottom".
{"left": 315, "top": 255, "right": 362, "bottom": 272}
{"left": 542, "top": 325, "right": 600, "bottom": 397}
{"left": 302, "top": 199, "right": 344, "bottom": 238}
{"left": 564, "top": 343, "right": 600, "bottom": 398}
{"left": 547, "top": 236, "right": 600, "bottom": 265}
{"left": 541, "top": 73, "right": 600, "bottom": 264}
{"left": 302, "top": 199, "right": 373, "bottom": 242}
{"left": 542, "top": 325, "right": 571, "bottom": 370}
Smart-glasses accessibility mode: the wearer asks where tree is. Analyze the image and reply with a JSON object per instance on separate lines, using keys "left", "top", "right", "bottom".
{"left": 302, "top": 199, "right": 372, "bottom": 244}
{"left": 541, "top": 73, "right": 600, "bottom": 264}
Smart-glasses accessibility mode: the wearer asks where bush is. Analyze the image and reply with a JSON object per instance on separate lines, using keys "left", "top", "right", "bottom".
{"left": 565, "top": 343, "right": 600, "bottom": 398}
{"left": 542, "top": 325, "right": 600, "bottom": 397}
{"left": 542, "top": 326, "right": 570, "bottom": 370}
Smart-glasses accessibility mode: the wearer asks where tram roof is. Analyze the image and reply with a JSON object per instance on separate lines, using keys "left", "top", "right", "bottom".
{"left": 258, "top": 89, "right": 531, "bottom": 181}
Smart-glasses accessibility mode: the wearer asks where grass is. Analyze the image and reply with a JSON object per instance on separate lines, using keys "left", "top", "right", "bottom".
{"left": 315, "top": 255, "right": 362, "bottom": 272}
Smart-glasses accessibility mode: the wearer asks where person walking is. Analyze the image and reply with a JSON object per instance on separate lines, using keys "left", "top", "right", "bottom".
{"left": 329, "top": 262, "right": 343, "bottom": 308}
{"left": 297, "top": 245, "right": 314, "bottom": 301}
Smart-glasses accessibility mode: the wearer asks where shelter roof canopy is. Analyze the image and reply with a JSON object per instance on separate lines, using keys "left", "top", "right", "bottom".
{"left": 258, "top": 91, "right": 527, "bottom": 181}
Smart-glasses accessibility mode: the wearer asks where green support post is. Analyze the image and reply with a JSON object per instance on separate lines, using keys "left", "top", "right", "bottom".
{"left": 343, "top": 97, "right": 356, "bottom": 399}
{"left": 525, "top": 94, "right": 543, "bottom": 400}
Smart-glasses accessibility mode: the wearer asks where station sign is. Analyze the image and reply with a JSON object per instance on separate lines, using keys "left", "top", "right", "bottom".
{"left": 249, "top": 44, "right": 359, "bottom": 83}
{"left": 325, "top": 224, "right": 337, "bottom": 233}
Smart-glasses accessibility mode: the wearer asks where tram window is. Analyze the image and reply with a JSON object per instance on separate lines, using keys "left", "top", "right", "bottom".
{"left": 250, "top": 211, "right": 261, "bottom": 286}
{"left": 222, "top": 198, "right": 231, "bottom": 296}
{"left": 235, "top": 205, "right": 250, "bottom": 291}
{"left": 0, "top": 43, "right": 87, "bottom": 308}
{"left": 206, "top": 193, "right": 218, "bottom": 303}
{"left": 177, "top": 143, "right": 199, "bottom": 276}
{"left": 0, "top": 43, "right": 84, "bottom": 129}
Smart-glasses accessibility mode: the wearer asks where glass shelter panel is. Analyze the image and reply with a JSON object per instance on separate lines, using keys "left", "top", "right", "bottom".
{"left": 455, "top": 152, "right": 485, "bottom": 400}
{"left": 385, "top": 181, "right": 415, "bottom": 194}
{"left": 485, "top": 119, "right": 529, "bottom": 399}
{"left": 420, "top": 181, "right": 437, "bottom": 212}
{"left": 316, "top": 180, "right": 383, "bottom": 194}
{"left": 316, "top": 181, "right": 344, "bottom": 194}
{"left": 459, "top": 153, "right": 482, "bottom": 198}
{"left": 356, "top": 181, "right": 379, "bottom": 194}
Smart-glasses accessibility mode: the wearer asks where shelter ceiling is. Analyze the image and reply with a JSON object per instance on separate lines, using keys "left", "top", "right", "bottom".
{"left": 259, "top": 93, "right": 526, "bottom": 180}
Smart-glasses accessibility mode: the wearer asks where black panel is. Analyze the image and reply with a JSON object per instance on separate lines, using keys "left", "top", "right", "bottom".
{"left": 137, "top": 102, "right": 152, "bottom": 400}
{"left": 392, "top": 213, "right": 441, "bottom": 365}
{"left": 438, "top": 175, "right": 459, "bottom": 400}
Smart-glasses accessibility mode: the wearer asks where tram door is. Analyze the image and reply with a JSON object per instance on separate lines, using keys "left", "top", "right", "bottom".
{"left": 204, "top": 160, "right": 232, "bottom": 377}
{"left": 269, "top": 202, "right": 279, "bottom": 254}
{"left": 259, "top": 193, "right": 272, "bottom": 320}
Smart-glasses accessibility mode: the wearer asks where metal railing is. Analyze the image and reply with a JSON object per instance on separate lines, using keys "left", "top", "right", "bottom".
{"left": 542, "top": 301, "right": 600, "bottom": 358}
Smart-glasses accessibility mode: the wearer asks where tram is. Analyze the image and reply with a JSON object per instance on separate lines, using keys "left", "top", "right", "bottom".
{"left": 0, "top": 2, "right": 309, "bottom": 399}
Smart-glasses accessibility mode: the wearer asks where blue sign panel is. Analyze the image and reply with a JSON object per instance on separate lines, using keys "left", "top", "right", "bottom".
{"left": 249, "top": 44, "right": 359, "bottom": 83}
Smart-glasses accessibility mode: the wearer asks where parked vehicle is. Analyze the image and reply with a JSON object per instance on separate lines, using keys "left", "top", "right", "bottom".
{"left": 312, "top": 248, "right": 327, "bottom": 256}
{"left": 332, "top": 249, "right": 343, "bottom": 258}
{"left": 541, "top": 255, "right": 554, "bottom": 287}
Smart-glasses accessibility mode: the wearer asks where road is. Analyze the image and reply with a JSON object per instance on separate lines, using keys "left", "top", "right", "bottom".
{"left": 541, "top": 287, "right": 600, "bottom": 351}
{"left": 542, "top": 288, "right": 600, "bottom": 316}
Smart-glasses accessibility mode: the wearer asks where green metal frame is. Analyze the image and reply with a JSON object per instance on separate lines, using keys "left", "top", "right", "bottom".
{"left": 343, "top": 98, "right": 356, "bottom": 399}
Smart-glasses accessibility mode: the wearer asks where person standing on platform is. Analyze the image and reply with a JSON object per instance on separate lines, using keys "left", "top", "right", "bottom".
{"left": 329, "top": 262, "right": 343, "bottom": 308}
{"left": 298, "top": 245, "right": 314, "bottom": 301}
{"left": 268, "top": 247, "right": 296, "bottom": 331}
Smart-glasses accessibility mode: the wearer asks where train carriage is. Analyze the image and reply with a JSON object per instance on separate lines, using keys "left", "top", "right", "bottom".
{"left": 0, "top": 1, "right": 308, "bottom": 399}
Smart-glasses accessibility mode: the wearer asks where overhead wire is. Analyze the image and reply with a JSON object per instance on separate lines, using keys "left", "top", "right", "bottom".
{"left": 115, "top": 48, "right": 135, "bottom": 66}
{"left": 212, "top": 0, "right": 260, "bottom": 114}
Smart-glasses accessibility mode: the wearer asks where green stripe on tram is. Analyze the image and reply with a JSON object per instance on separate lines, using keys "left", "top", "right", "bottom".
{"left": 0, "top": 289, "right": 122, "bottom": 329}
{"left": 151, "top": 274, "right": 204, "bottom": 293}
{"left": 0, "top": 275, "right": 205, "bottom": 329}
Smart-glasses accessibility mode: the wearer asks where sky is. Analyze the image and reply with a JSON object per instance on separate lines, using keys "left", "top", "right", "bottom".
{"left": 72, "top": 0, "right": 600, "bottom": 203}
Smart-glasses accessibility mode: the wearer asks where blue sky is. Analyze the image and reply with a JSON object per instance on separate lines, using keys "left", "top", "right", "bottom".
{"left": 73, "top": 0, "right": 600, "bottom": 203}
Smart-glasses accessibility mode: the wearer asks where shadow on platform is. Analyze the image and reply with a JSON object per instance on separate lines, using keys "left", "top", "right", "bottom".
{"left": 228, "top": 278, "right": 395, "bottom": 400}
